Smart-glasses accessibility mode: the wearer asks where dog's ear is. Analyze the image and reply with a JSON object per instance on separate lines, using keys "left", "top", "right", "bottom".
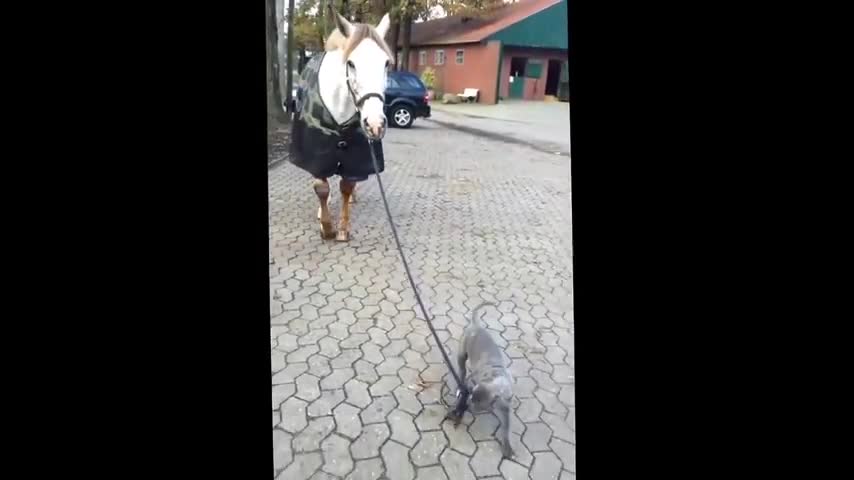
{"left": 471, "top": 384, "right": 490, "bottom": 404}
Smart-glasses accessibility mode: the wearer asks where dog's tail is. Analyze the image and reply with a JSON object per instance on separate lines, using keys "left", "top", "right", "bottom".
{"left": 469, "top": 302, "right": 495, "bottom": 327}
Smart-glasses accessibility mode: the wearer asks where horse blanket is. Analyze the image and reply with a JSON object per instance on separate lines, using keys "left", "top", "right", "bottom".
{"left": 289, "top": 52, "right": 385, "bottom": 182}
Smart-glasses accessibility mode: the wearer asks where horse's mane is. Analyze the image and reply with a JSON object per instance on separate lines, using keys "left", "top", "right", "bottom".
{"left": 324, "top": 24, "right": 393, "bottom": 61}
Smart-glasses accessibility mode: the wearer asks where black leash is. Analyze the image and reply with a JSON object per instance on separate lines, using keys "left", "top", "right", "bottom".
{"left": 366, "top": 139, "right": 468, "bottom": 404}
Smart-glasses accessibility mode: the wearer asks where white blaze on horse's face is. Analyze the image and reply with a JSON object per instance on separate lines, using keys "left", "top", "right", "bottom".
{"left": 335, "top": 12, "right": 391, "bottom": 139}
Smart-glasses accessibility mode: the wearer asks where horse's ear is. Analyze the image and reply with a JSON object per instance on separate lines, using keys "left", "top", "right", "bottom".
{"left": 375, "top": 13, "right": 391, "bottom": 38}
{"left": 331, "top": 8, "right": 354, "bottom": 38}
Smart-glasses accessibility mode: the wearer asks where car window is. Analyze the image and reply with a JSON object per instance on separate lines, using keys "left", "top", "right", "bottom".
{"left": 399, "top": 76, "right": 425, "bottom": 90}
{"left": 386, "top": 77, "right": 401, "bottom": 89}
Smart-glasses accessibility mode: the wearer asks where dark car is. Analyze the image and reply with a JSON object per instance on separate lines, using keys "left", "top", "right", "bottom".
{"left": 384, "top": 71, "right": 431, "bottom": 129}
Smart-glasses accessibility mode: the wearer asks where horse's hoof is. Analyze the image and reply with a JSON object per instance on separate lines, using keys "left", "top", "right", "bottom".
{"left": 320, "top": 223, "right": 336, "bottom": 239}
{"left": 335, "top": 231, "right": 350, "bottom": 242}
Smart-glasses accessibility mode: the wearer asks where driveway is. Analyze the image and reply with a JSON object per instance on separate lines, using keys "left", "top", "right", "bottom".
{"left": 428, "top": 100, "right": 571, "bottom": 157}
{"left": 271, "top": 119, "right": 574, "bottom": 480}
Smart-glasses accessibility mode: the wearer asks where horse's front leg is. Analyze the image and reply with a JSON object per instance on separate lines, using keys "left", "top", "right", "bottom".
{"left": 336, "top": 179, "right": 356, "bottom": 242}
{"left": 313, "top": 178, "right": 336, "bottom": 239}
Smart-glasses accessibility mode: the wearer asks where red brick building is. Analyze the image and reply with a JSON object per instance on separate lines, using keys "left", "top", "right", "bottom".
{"left": 399, "top": 0, "right": 569, "bottom": 104}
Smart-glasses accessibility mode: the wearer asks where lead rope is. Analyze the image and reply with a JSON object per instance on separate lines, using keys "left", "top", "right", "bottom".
{"left": 366, "top": 139, "right": 467, "bottom": 394}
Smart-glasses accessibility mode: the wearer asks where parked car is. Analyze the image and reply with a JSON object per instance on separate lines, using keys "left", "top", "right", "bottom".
{"left": 285, "top": 70, "right": 431, "bottom": 129}
{"left": 384, "top": 71, "right": 431, "bottom": 128}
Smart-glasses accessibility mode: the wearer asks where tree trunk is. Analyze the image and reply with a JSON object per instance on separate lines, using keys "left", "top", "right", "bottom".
{"left": 298, "top": 47, "right": 307, "bottom": 74}
{"left": 390, "top": 19, "right": 400, "bottom": 69}
{"left": 319, "top": 0, "right": 327, "bottom": 39}
{"left": 285, "top": 0, "right": 295, "bottom": 108}
{"left": 400, "top": 13, "right": 412, "bottom": 71}
{"left": 267, "top": 0, "right": 287, "bottom": 128}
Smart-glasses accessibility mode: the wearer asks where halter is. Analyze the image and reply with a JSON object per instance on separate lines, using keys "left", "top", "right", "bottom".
{"left": 344, "top": 61, "right": 387, "bottom": 139}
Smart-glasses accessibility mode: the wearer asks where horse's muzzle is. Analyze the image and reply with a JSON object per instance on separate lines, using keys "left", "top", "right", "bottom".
{"left": 362, "top": 116, "right": 387, "bottom": 141}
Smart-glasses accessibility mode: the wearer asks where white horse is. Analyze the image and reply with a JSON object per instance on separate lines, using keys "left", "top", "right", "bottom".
{"left": 289, "top": 9, "right": 392, "bottom": 242}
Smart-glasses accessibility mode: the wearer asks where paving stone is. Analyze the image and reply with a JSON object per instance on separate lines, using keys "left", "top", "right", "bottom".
{"left": 276, "top": 452, "right": 322, "bottom": 480}
{"left": 334, "top": 402, "right": 363, "bottom": 440}
{"left": 321, "top": 368, "right": 355, "bottom": 390}
{"left": 393, "top": 385, "right": 423, "bottom": 416}
{"left": 439, "top": 449, "right": 477, "bottom": 480}
{"left": 354, "top": 360, "right": 379, "bottom": 383}
{"left": 318, "top": 337, "right": 342, "bottom": 358}
{"left": 340, "top": 333, "right": 370, "bottom": 349}
{"left": 508, "top": 432, "right": 534, "bottom": 467}
{"left": 541, "top": 412, "right": 574, "bottom": 443}
{"left": 321, "top": 434, "right": 354, "bottom": 477}
{"left": 369, "top": 375, "right": 401, "bottom": 397}
{"left": 272, "top": 363, "right": 308, "bottom": 385}
{"left": 307, "top": 354, "right": 332, "bottom": 378}
{"left": 293, "top": 416, "right": 335, "bottom": 453}
{"left": 516, "top": 397, "right": 544, "bottom": 422}
{"left": 411, "top": 430, "right": 447, "bottom": 467}
{"left": 402, "top": 349, "right": 428, "bottom": 372}
{"left": 514, "top": 377, "right": 538, "bottom": 398}
{"left": 499, "top": 460, "right": 530, "bottom": 480}
{"left": 522, "top": 422, "right": 553, "bottom": 452}
{"left": 280, "top": 397, "right": 308, "bottom": 433}
{"left": 551, "top": 365, "right": 573, "bottom": 384}
{"left": 531, "top": 369, "right": 560, "bottom": 393}
{"left": 414, "top": 466, "right": 448, "bottom": 480}
{"left": 331, "top": 349, "right": 362, "bottom": 369}
{"left": 376, "top": 356, "right": 405, "bottom": 376}
{"left": 347, "top": 458, "right": 384, "bottom": 480}
{"left": 469, "top": 413, "right": 500, "bottom": 441}
{"left": 309, "top": 471, "right": 337, "bottom": 480}
{"left": 381, "top": 441, "right": 415, "bottom": 480}
{"left": 289, "top": 345, "right": 320, "bottom": 363}
{"left": 531, "top": 451, "right": 563, "bottom": 480}
{"left": 273, "top": 429, "right": 293, "bottom": 471}
{"left": 308, "top": 389, "right": 346, "bottom": 417}
{"left": 350, "top": 424, "right": 390, "bottom": 459}
{"left": 272, "top": 384, "right": 296, "bottom": 410}
{"left": 360, "top": 396, "right": 398, "bottom": 425}
{"left": 344, "top": 378, "right": 372, "bottom": 408}
{"left": 388, "top": 408, "right": 420, "bottom": 447}
{"left": 415, "top": 404, "right": 447, "bottom": 431}
{"left": 558, "top": 384, "right": 575, "bottom": 407}
{"left": 441, "top": 419, "right": 476, "bottom": 455}
{"left": 549, "top": 438, "right": 575, "bottom": 473}
{"left": 397, "top": 367, "right": 422, "bottom": 386}
{"left": 296, "top": 373, "right": 322, "bottom": 402}
{"left": 535, "top": 389, "right": 568, "bottom": 414}
{"left": 470, "top": 440, "right": 503, "bottom": 477}
{"left": 360, "top": 342, "right": 384, "bottom": 365}
{"left": 382, "top": 339, "right": 408, "bottom": 357}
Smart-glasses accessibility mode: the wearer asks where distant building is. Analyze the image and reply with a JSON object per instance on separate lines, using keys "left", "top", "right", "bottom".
{"left": 400, "top": 0, "right": 569, "bottom": 104}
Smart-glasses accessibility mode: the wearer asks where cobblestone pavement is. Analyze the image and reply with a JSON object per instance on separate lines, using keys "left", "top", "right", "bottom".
{"left": 271, "top": 119, "right": 574, "bottom": 480}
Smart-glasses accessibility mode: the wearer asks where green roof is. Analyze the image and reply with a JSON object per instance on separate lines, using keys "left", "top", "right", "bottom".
{"left": 487, "top": 0, "right": 568, "bottom": 49}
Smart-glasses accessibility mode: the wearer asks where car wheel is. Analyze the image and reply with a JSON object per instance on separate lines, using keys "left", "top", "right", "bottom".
{"left": 391, "top": 105, "right": 414, "bottom": 128}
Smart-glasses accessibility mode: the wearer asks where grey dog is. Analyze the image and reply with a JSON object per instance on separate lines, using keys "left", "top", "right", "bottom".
{"left": 452, "top": 302, "right": 515, "bottom": 458}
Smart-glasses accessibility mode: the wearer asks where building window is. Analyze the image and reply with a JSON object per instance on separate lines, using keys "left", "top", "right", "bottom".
{"left": 456, "top": 49, "right": 464, "bottom": 65}
{"left": 419, "top": 51, "right": 427, "bottom": 66}
{"left": 435, "top": 50, "right": 445, "bottom": 65}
